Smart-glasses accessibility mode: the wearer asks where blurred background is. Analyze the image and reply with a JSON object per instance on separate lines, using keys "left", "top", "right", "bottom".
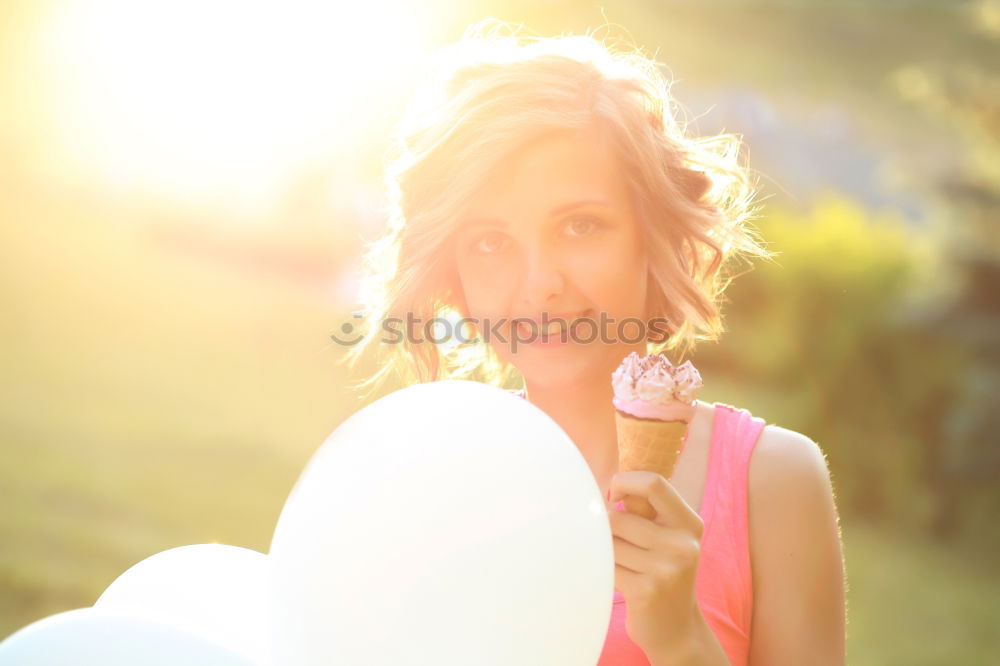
{"left": 1, "top": 0, "right": 997, "bottom": 663}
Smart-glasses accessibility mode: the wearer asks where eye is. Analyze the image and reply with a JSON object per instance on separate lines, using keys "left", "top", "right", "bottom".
{"left": 564, "top": 216, "right": 602, "bottom": 238}
{"left": 471, "top": 230, "right": 509, "bottom": 255}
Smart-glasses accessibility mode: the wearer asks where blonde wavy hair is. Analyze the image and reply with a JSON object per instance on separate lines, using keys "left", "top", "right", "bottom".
{"left": 344, "top": 20, "right": 769, "bottom": 398}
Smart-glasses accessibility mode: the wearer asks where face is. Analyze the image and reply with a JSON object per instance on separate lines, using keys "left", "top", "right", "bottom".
{"left": 450, "top": 127, "right": 650, "bottom": 391}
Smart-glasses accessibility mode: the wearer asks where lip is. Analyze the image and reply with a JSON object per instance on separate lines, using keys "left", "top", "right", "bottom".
{"left": 517, "top": 309, "right": 590, "bottom": 325}
{"left": 516, "top": 309, "right": 593, "bottom": 347}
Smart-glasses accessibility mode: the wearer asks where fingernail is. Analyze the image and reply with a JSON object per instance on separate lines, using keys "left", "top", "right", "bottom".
{"left": 616, "top": 500, "right": 624, "bottom": 511}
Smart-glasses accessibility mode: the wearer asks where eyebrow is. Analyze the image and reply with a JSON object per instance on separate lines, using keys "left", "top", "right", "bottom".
{"left": 459, "top": 199, "right": 612, "bottom": 230}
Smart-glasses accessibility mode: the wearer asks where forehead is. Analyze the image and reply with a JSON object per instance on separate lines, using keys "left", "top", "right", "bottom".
{"left": 460, "top": 127, "right": 633, "bottom": 221}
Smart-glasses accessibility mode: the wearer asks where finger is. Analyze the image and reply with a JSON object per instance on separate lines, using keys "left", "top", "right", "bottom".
{"left": 611, "top": 509, "right": 700, "bottom": 571}
{"left": 612, "top": 534, "right": 656, "bottom": 574}
{"left": 609, "top": 471, "right": 702, "bottom": 533}
{"left": 614, "top": 563, "right": 644, "bottom": 600}
{"left": 607, "top": 503, "right": 660, "bottom": 549}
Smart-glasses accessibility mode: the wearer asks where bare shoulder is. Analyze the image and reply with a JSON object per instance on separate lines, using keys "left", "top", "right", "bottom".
{"left": 746, "top": 424, "right": 841, "bottom": 560}
{"left": 750, "top": 424, "right": 833, "bottom": 489}
{"left": 745, "top": 424, "right": 847, "bottom": 664}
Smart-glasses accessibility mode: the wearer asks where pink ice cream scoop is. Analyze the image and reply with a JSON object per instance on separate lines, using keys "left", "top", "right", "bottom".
{"left": 611, "top": 352, "right": 703, "bottom": 421}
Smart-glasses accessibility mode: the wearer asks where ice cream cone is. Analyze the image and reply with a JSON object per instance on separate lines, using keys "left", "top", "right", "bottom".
{"left": 614, "top": 411, "right": 690, "bottom": 519}
{"left": 610, "top": 352, "right": 703, "bottom": 520}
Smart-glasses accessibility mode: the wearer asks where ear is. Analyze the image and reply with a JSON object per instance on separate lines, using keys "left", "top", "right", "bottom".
{"left": 676, "top": 165, "right": 712, "bottom": 203}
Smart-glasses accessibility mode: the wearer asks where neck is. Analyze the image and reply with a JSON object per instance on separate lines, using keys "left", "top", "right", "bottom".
{"left": 523, "top": 376, "right": 619, "bottom": 490}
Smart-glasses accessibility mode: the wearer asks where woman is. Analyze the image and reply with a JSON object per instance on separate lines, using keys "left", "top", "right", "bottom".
{"left": 347, "top": 21, "right": 846, "bottom": 666}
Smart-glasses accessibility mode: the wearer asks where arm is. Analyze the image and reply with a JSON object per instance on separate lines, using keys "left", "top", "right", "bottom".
{"left": 747, "top": 425, "right": 847, "bottom": 666}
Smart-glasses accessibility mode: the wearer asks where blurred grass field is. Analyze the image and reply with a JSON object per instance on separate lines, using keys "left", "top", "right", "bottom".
{"left": 0, "top": 185, "right": 353, "bottom": 631}
{"left": 2, "top": 189, "right": 998, "bottom": 664}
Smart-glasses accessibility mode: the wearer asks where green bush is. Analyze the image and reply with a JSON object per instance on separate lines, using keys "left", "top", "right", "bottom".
{"left": 700, "top": 195, "right": 980, "bottom": 538}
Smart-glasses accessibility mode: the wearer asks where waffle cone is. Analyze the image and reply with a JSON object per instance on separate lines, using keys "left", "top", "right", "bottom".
{"left": 614, "top": 410, "right": 690, "bottom": 520}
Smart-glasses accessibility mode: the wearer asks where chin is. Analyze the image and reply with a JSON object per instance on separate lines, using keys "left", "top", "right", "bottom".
{"left": 511, "top": 344, "right": 624, "bottom": 391}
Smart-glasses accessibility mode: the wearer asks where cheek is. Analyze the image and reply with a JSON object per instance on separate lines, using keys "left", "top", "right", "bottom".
{"left": 455, "top": 258, "right": 512, "bottom": 320}
{"left": 568, "top": 239, "right": 647, "bottom": 315}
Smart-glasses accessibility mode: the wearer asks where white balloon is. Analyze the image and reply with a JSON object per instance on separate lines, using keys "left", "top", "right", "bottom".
{"left": 269, "top": 379, "right": 613, "bottom": 666}
{"left": 0, "top": 607, "right": 258, "bottom": 666}
{"left": 95, "top": 544, "right": 268, "bottom": 664}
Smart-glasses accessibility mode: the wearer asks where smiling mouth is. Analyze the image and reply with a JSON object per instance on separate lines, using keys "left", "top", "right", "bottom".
{"left": 514, "top": 309, "right": 594, "bottom": 343}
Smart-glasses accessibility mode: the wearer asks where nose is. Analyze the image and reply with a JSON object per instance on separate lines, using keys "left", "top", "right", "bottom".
{"left": 519, "top": 244, "right": 564, "bottom": 307}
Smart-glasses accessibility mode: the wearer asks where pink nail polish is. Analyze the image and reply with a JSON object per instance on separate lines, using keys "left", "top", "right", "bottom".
{"left": 616, "top": 500, "right": 624, "bottom": 511}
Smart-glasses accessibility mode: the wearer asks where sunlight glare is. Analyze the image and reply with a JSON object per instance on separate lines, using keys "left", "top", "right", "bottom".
{"left": 40, "top": 0, "right": 428, "bottom": 210}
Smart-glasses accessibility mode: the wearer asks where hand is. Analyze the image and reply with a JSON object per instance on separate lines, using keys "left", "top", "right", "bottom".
{"left": 607, "top": 470, "right": 706, "bottom": 659}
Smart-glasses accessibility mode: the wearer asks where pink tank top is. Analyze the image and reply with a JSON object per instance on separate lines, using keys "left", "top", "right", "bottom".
{"left": 512, "top": 390, "right": 765, "bottom": 666}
